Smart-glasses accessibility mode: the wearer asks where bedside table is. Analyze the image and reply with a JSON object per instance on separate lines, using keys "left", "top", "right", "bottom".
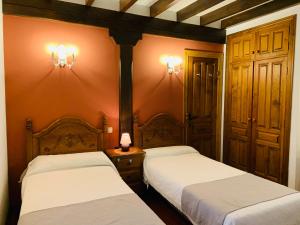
{"left": 105, "top": 147, "right": 145, "bottom": 195}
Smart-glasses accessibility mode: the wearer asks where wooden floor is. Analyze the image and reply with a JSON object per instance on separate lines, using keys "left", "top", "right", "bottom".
{"left": 141, "top": 187, "right": 192, "bottom": 225}
{"left": 6, "top": 187, "right": 192, "bottom": 225}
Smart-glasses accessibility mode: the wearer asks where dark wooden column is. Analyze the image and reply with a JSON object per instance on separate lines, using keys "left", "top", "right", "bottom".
{"left": 119, "top": 44, "right": 133, "bottom": 136}
{"left": 109, "top": 29, "right": 142, "bottom": 141}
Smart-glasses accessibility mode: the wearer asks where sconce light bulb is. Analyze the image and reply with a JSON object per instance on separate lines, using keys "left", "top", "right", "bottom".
{"left": 48, "top": 43, "right": 77, "bottom": 69}
{"left": 161, "top": 55, "right": 182, "bottom": 75}
{"left": 57, "top": 45, "right": 67, "bottom": 59}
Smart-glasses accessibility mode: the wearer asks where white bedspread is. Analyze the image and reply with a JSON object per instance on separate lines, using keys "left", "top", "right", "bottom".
{"left": 21, "top": 166, "right": 133, "bottom": 216}
{"left": 143, "top": 151, "right": 300, "bottom": 225}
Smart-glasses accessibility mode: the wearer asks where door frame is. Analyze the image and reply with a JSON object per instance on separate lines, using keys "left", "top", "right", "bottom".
{"left": 184, "top": 49, "right": 224, "bottom": 161}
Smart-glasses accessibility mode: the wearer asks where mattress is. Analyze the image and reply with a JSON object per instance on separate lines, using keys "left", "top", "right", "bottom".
{"left": 21, "top": 166, "right": 133, "bottom": 216}
{"left": 143, "top": 148, "right": 300, "bottom": 225}
{"left": 19, "top": 165, "right": 165, "bottom": 225}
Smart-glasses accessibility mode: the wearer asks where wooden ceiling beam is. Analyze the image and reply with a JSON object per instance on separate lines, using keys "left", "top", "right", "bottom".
{"left": 3, "top": 0, "right": 226, "bottom": 43}
{"left": 120, "top": 0, "right": 138, "bottom": 12}
{"left": 177, "top": 0, "right": 224, "bottom": 22}
{"left": 85, "top": 0, "right": 94, "bottom": 6}
{"left": 221, "top": 0, "right": 300, "bottom": 28}
{"left": 200, "top": 0, "right": 270, "bottom": 26}
{"left": 150, "top": 0, "right": 180, "bottom": 17}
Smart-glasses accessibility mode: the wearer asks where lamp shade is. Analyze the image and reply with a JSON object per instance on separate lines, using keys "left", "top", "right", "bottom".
{"left": 120, "top": 133, "right": 131, "bottom": 147}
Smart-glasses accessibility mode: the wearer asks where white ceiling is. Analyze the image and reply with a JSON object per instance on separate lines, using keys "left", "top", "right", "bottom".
{"left": 59, "top": 0, "right": 264, "bottom": 28}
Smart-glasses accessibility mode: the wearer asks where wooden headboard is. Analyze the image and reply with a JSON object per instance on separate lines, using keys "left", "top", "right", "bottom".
{"left": 134, "top": 113, "right": 186, "bottom": 149}
{"left": 26, "top": 117, "right": 106, "bottom": 163}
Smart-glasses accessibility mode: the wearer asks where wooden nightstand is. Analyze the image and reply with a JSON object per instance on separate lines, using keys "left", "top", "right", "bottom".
{"left": 105, "top": 147, "right": 145, "bottom": 195}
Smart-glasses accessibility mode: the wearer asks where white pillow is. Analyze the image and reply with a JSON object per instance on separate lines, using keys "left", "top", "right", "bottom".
{"left": 144, "top": 145, "right": 198, "bottom": 159}
{"left": 24, "top": 151, "right": 117, "bottom": 178}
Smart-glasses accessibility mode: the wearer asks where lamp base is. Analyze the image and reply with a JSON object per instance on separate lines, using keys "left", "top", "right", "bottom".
{"left": 121, "top": 146, "right": 130, "bottom": 152}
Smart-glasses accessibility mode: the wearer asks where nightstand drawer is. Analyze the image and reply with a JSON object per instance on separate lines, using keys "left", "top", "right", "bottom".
{"left": 120, "top": 170, "right": 142, "bottom": 183}
{"left": 114, "top": 156, "right": 143, "bottom": 170}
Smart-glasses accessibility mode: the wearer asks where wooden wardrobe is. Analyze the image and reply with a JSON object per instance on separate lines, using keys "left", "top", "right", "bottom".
{"left": 224, "top": 16, "right": 296, "bottom": 185}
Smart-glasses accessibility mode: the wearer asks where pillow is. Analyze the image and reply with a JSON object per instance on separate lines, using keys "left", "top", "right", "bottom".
{"left": 144, "top": 145, "right": 198, "bottom": 159}
{"left": 23, "top": 151, "right": 117, "bottom": 178}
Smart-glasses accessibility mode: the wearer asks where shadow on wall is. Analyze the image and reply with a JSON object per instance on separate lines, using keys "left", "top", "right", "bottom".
{"left": 297, "top": 156, "right": 300, "bottom": 191}
{"left": 7, "top": 52, "right": 118, "bottom": 148}
{"left": 134, "top": 72, "right": 182, "bottom": 111}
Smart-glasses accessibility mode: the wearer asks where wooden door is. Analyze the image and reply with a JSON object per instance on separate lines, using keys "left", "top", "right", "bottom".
{"left": 224, "top": 61, "right": 253, "bottom": 171}
{"left": 229, "top": 32, "right": 255, "bottom": 63}
{"left": 224, "top": 16, "right": 295, "bottom": 185}
{"left": 256, "top": 21, "right": 290, "bottom": 60}
{"left": 186, "top": 57, "right": 218, "bottom": 159}
{"left": 252, "top": 57, "right": 288, "bottom": 183}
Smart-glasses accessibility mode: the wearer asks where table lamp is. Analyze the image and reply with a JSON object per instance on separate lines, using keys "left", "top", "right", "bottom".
{"left": 120, "top": 132, "right": 131, "bottom": 152}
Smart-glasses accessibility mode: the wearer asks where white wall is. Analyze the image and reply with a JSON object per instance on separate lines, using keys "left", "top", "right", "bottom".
{"left": 223, "top": 5, "right": 300, "bottom": 190}
{"left": 0, "top": 0, "right": 9, "bottom": 224}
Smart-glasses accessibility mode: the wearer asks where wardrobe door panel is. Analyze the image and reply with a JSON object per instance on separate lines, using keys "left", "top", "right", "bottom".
{"left": 252, "top": 57, "right": 287, "bottom": 183}
{"left": 256, "top": 21, "right": 290, "bottom": 60}
{"left": 229, "top": 33, "right": 255, "bottom": 63}
{"left": 267, "top": 147, "right": 281, "bottom": 181}
{"left": 231, "top": 39, "right": 242, "bottom": 62}
{"left": 257, "top": 31, "right": 272, "bottom": 56}
{"left": 254, "top": 144, "right": 267, "bottom": 177}
{"left": 225, "top": 61, "right": 253, "bottom": 171}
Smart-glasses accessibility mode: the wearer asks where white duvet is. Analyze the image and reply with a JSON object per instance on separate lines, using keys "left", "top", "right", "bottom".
{"left": 143, "top": 146, "right": 300, "bottom": 225}
{"left": 20, "top": 152, "right": 133, "bottom": 216}
{"left": 21, "top": 166, "right": 133, "bottom": 216}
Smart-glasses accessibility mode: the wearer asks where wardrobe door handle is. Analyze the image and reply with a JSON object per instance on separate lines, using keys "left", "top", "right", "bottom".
{"left": 252, "top": 118, "right": 256, "bottom": 123}
{"left": 247, "top": 117, "right": 251, "bottom": 121}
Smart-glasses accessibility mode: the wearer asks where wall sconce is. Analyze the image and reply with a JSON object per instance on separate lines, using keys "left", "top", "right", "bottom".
{"left": 120, "top": 132, "right": 131, "bottom": 152}
{"left": 160, "top": 55, "right": 183, "bottom": 75}
{"left": 47, "top": 44, "right": 78, "bottom": 68}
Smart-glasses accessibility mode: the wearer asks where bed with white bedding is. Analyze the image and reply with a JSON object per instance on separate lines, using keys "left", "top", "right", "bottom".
{"left": 18, "top": 117, "right": 165, "bottom": 225}
{"left": 19, "top": 152, "right": 164, "bottom": 225}
{"left": 134, "top": 114, "right": 300, "bottom": 225}
{"left": 143, "top": 146, "right": 300, "bottom": 225}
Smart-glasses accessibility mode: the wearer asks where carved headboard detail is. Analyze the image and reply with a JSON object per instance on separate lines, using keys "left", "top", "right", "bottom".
{"left": 26, "top": 117, "right": 107, "bottom": 163}
{"left": 134, "top": 113, "right": 186, "bottom": 149}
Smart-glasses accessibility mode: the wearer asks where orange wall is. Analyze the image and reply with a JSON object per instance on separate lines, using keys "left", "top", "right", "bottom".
{"left": 4, "top": 15, "right": 120, "bottom": 205}
{"left": 133, "top": 34, "right": 223, "bottom": 123}
{"left": 4, "top": 15, "right": 223, "bottom": 207}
